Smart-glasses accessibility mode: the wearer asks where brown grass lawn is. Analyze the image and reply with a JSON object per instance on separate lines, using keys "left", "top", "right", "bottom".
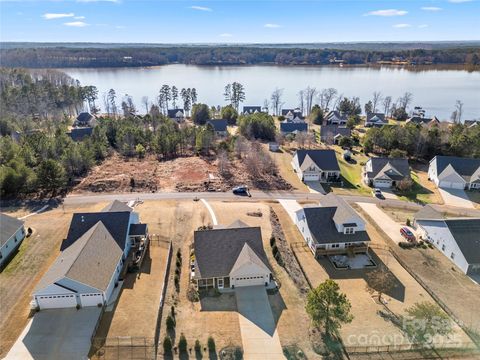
{"left": 267, "top": 145, "right": 309, "bottom": 192}
{"left": 0, "top": 202, "right": 107, "bottom": 358}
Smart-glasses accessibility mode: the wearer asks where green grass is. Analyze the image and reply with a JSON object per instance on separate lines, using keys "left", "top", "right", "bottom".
{"left": 333, "top": 147, "right": 371, "bottom": 195}
{"left": 394, "top": 172, "right": 435, "bottom": 205}
{"left": 2, "top": 237, "right": 30, "bottom": 275}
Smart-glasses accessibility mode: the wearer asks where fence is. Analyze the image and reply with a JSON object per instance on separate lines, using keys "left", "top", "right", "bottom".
{"left": 91, "top": 337, "right": 156, "bottom": 360}
{"left": 345, "top": 342, "right": 479, "bottom": 355}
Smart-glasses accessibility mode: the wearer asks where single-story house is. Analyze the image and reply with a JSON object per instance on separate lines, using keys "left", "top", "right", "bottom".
{"left": 365, "top": 113, "right": 388, "bottom": 127}
{"left": 319, "top": 125, "right": 351, "bottom": 145}
{"left": 464, "top": 120, "right": 480, "bottom": 128}
{"left": 295, "top": 193, "right": 370, "bottom": 257}
{"left": 75, "top": 112, "right": 96, "bottom": 127}
{"left": 428, "top": 156, "right": 480, "bottom": 190}
{"left": 68, "top": 127, "right": 93, "bottom": 141}
{"left": 406, "top": 116, "right": 440, "bottom": 127}
{"left": 32, "top": 200, "right": 148, "bottom": 310}
{"left": 0, "top": 213, "right": 25, "bottom": 268}
{"left": 192, "top": 221, "right": 272, "bottom": 289}
{"left": 243, "top": 106, "right": 262, "bottom": 115}
{"left": 168, "top": 109, "right": 185, "bottom": 123}
{"left": 280, "top": 121, "right": 308, "bottom": 135}
{"left": 282, "top": 108, "right": 304, "bottom": 122}
{"left": 363, "top": 157, "right": 411, "bottom": 188}
{"left": 325, "top": 110, "right": 347, "bottom": 125}
{"left": 291, "top": 149, "right": 341, "bottom": 182}
{"left": 206, "top": 119, "right": 228, "bottom": 136}
{"left": 414, "top": 209, "right": 480, "bottom": 276}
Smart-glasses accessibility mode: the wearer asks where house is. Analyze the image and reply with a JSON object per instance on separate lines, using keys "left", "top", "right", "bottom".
{"left": 243, "top": 106, "right": 262, "bottom": 115}
{"left": 192, "top": 221, "right": 272, "bottom": 289}
{"left": 464, "top": 120, "right": 480, "bottom": 128}
{"left": 365, "top": 113, "right": 388, "bottom": 127}
{"left": 414, "top": 209, "right": 480, "bottom": 276}
{"left": 291, "top": 149, "right": 341, "bottom": 182}
{"left": 68, "top": 127, "right": 93, "bottom": 141}
{"left": 206, "top": 119, "right": 228, "bottom": 136}
{"left": 319, "top": 125, "right": 351, "bottom": 145}
{"left": 280, "top": 121, "right": 308, "bottom": 135}
{"left": 75, "top": 112, "right": 96, "bottom": 127}
{"left": 363, "top": 157, "right": 411, "bottom": 188}
{"left": 0, "top": 214, "right": 26, "bottom": 268}
{"left": 168, "top": 109, "right": 185, "bottom": 123}
{"left": 32, "top": 200, "right": 148, "bottom": 310}
{"left": 295, "top": 193, "right": 370, "bottom": 257}
{"left": 406, "top": 116, "right": 440, "bottom": 127}
{"left": 325, "top": 110, "right": 347, "bottom": 125}
{"left": 428, "top": 156, "right": 480, "bottom": 190}
{"left": 282, "top": 108, "right": 304, "bottom": 122}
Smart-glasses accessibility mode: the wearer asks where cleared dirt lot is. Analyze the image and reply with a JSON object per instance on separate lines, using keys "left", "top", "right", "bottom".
{"left": 0, "top": 202, "right": 107, "bottom": 358}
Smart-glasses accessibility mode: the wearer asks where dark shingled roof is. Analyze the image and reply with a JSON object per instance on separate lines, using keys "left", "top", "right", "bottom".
{"left": 319, "top": 125, "right": 351, "bottom": 139}
{"left": 445, "top": 219, "right": 480, "bottom": 264}
{"left": 129, "top": 223, "right": 148, "bottom": 236}
{"left": 366, "top": 113, "right": 387, "bottom": 124}
{"left": 1, "top": 213, "right": 24, "bottom": 247}
{"left": 243, "top": 106, "right": 262, "bottom": 114}
{"left": 62, "top": 211, "right": 131, "bottom": 251}
{"left": 366, "top": 157, "right": 410, "bottom": 181}
{"left": 167, "top": 109, "right": 184, "bottom": 118}
{"left": 433, "top": 156, "right": 480, "bottom": 180}
{"left": 303, "top": 207, "right": 370, "bottom": 245}
{"left": 68, "top": 127, "right": 93, "bottom": 141}
{"left": 102, "top": 200, "right": 133, "bottom": 213}
{"left": 280, "top": 122, "right": 308, "bottom": 133}
{"left": 76, "top": 112, "right": 94, "bottom": 123}
{"left": 193, "top": 226, "right": 269, "bottom": 279}
{"left": 206, "top": 119, "right": 228, "bottom": 132}
{"left": 295, "top": 149, "right": 340, "bottom": 172}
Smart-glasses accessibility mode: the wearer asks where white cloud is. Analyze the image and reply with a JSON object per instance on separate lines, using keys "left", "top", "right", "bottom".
{"left": 63, "top": 21, "right": 89, "bottom": 27}
{"left": 74, "top": 16, "right": 85, "bottom": 19}
{"left": 219, "top": 33, "right": 233, "bottom": 37}
{"left": 393, "top": 23, "right": 412, "bottom": 28}
{"left": 418, "top": 24, "right": 429, "bottom": 28}
{"left": 421, "top": 6, "right": 442, "bottom": 11}
{"left": 264, "top": 23, "right": 281, "bottom": 28}
{"left": 190, "top": 6, "right": 212, "bottom": 12}
{"left": 43, "top": 13, "right": 75, "bottom": 20}
{"left": 365, "top": 9, "right": 408, "bottom": 17}
{"left": 448, "top": 0, "right": 472, "bottom": 3}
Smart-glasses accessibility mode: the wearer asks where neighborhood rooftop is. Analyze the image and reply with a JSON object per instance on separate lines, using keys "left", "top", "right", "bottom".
{"left": 432, "top": 156, "right": 480, "bottom": 181}
{"left": 366, "top": 157, "right": 410, "bottom": 181}
{"left": 444, "top": 219, "right": 480, "bottom": 265}
{"left": 295, "top": 149, "right": 340, "bottom": 171}
{"left": 0, "top": 213, "right": 24, "bottom": 247}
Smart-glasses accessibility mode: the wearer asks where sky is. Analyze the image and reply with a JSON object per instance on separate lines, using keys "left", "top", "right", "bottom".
{"left": 0, "top": 0, "right": 478, "bottom": 43}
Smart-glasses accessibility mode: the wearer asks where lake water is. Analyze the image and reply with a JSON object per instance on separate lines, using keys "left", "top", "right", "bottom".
{"left": 62, "top": 65, "right": 480, "bottom": 120}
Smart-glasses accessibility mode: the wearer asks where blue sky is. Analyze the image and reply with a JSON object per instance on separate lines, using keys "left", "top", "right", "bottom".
{"left": 0, "top": 0, "right": 478, "bottom": 43}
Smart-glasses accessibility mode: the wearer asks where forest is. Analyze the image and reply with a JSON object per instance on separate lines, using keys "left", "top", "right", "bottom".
{"left": 1, "top": 45, "right": 479, "bottom": 68}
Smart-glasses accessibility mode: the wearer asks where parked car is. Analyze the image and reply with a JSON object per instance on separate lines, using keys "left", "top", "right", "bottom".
{"left": 372, "top": 188, "right": 385, "bottom": 199}
{"left": 232, "top": 185, "right": 250, "bottom": 196}
{"left": 400, "top": 227, "right": 416, "bottom": 242}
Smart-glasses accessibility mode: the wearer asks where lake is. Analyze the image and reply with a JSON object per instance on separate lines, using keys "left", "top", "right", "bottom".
{"left": 62, "top": 65, "right": 480, "bottom": 120}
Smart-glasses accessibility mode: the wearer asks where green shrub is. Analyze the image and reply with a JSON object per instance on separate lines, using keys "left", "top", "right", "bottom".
{"left": 270, "top": 236, "right": 276, "bottom": 247}
{"left": 194, "top": 339, "right": 201, "bottom": 353}
{"left": 406, "top": 218, "right": 411, "bottom": 226}
{"left": 176, "top": 258, "right": 181, "bottom": 268}
{"left": 176, "top": 249, "right": 182, "bottom": 260}
{"left": 166, "top": 314, "right": 176, "bottom": 330}
{"left": 171, "top": 305, "right": 175, "bottom": 317}
{"left": 399, "top": 241, "right": 415, "bottom": 249}
{"left": 163, "top": 336, "right": 172, "bottom": 355}
{"left": 272, "top": 244, "right": 278, "bottom": 257}
{"left": 178, "top": 334, "right": 187, "bottom": 353}
{"left": 208, "top": 336, "right": 216, "bottom": 353}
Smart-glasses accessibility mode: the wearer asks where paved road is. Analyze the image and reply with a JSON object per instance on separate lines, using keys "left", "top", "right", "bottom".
{"left": 235, "top": 286, "right": 285, "bottom": 360}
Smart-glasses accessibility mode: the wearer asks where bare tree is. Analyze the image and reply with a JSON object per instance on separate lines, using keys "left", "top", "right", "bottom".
{"left": 304, "top": 86, "right": 317, "bottom": 115}
{"left": 298, "top": 90, "right": 305, "bottom": 115}
{"left": 234, "top": 136, "right": 249, "bottom": 159}
{"left": 217, "top": 150, "right": 230, "bottom": 176}
{"left": 333, "top": 93, "right": 343, "bottom": 111}
{"left": 295, "top": 131, "right": 308, "bottom": 148}
{"left": 366, "top": 265, "right": 397, "bottom": 302}
{"left": 319, "top": 88, "right": 338, "bottom": 111}
{"left": 263, "top": 99, "right": 270, "bottom": 113}
{"left": 270, "top": 88, "right": 284, "bottom": 116}
{"left": 382, "top": 96, "right": 392, "bottom": 116}
{"left": 141, "top": 96, "right": 149, "bottom": 114}
{"left": 398, "top": 92, "right": 413, "bottom": 110}
{"left": 372, "top": 91, "right": 383, "bottom": 113}
{"left": 455, "top": 100, "right": 464, "bottom": 123}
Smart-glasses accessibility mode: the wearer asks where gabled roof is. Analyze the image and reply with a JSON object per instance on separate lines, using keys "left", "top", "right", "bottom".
{"left": 76, "top": 112, "right": 94, "bottom": 123}
{"left": 366, "top": 157, "right": 410, "bottom": 181}
{"left": 62, "top": 211, "right": 131, "bottom": 251}
{"left": 432, "top": 156, "right": 480, "bottom": 182}
{"left": 294, "top": 149, "right": 340, "bottom": 172}
{"left": 68, "top": 127, "right": 93, "bottom": 141}
{"left": 34, "top": 222, "right": 123, "bottom": 294}
{"left": 193, "top": 226, "right": 269, "bottom": 279}
{"left": 206, "top": 119, "right": 228, "bottom": 132}
{"left": 320, "top": 193, "right": 364, "bottom": 227}
{"left": 366, "top": 112, "right": 387, "bottom": 123}
{"left": 167, "top": 109, "right": 184, "bottom": 118}
{"left": 319, "top": 125, "right": 351, "bottom": 139}
{"left": 280, "top": 122, "right": 308, "bottom": 133}
{"left": 243, "top": 106, "right": 262, "bottom": 114}
{"left": 326, "top": 110, "right": 347, "bottom": 122}
{"left": 230, "top": 243, "right": 270, "bottom": 275}
{"left": 102, "top": 200, "right": 133, "bottom": 213}
{"left": 129, "top": 223, "right": 148, "bottom": 236}
{"left": 0, "top": 213, "right": 24, "bottom": 247}
{"left": 464, "top": 120, "right": 480, "bottom": 128}
{"left": 445, "top": 219, "right": 480, "bottom": 264}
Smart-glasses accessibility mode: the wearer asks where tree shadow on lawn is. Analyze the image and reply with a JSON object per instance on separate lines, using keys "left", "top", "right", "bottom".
{"left": 199, "top": 291, "right": 238, "bottom": 312}
{"left": 122, "top": 248, "right": 153, "bottom": 290}
{"left": 316, "top": 249, "right": 406, "bottom": 303}
{"left": 394, "top": 179, "right": 434, "bottom": 204}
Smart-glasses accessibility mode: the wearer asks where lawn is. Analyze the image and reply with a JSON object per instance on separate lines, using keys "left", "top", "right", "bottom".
{"left": 331, "top": 146, "right": 371, "bottom": 196}
{"left": 394, "top": 171, "right": 438, "bottom": 204}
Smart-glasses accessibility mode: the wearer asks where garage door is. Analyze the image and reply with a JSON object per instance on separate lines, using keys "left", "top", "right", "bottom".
{"left": 304, "top": 174, "right": 319, "bottom": 181}
{"left": 36, "top": 294, "right": 77, "bottom": 309}
{"left": 373, "top": 180, "right": 392, "bottom": 188}
{"left": 233, "top": 275, "right": 266, "bottom": 287}
{"left": 440, "top": 181, "right": 464, "bottom": 189}
{"left": 80, "top": 293, "right": 104, "bottom": 307}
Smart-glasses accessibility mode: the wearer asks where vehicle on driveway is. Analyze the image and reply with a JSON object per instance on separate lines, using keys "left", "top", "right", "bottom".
{"left": 232, "top": 185, "right": 251, "bottom": 197}
{"left": 372, "top": 188, "right": 385, "bottom": 199}
{"left": 400, "top": 227, "right": 416, "bottom": 242}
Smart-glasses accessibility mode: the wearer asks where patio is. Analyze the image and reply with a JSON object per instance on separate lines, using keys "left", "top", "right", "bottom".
{"left": 329, "top": 253, "right": 376, "bottom": 270}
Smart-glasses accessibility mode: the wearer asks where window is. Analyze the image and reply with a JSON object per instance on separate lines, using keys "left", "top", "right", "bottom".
{"left": 450, "top": 252, "right": 455, "bottom": 260}
{"left": 331, "top": 244, "right": 340, "bottom": 248}
{"left": 442, "top": 244, "right": 446, "bottom": 251}
{"left": 344, "top": 227, "right": 355, "bottom": 234}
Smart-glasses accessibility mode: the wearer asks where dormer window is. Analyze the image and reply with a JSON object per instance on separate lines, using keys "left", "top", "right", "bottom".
{"left": 344, "top": 227, "right": 355, "bottom": 234}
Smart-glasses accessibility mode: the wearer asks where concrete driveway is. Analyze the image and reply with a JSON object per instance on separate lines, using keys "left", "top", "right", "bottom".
{"left": 357, "top": 202, "right": 415, "bottom": 244}
{"left": 235, "top": 286, "right": 285, "bottom": 360}
{"left": 277, "top": 199, "right": 303, "bottom": 223}
{"left": 438, "top": 188, "right": 474, "bottom": 209}
{"left": 304, "top": 181, "right": 326, "bottom": 194}
{"left": 6, "top": 307, "right": 101, "bottom": 360}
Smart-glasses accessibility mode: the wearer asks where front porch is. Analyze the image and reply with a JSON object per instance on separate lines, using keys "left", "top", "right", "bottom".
{"left": 314, "top": 243, "right": 369, "bottom": 257}
{"left": 195, "top": 276, "right": 231, "bottom": 290}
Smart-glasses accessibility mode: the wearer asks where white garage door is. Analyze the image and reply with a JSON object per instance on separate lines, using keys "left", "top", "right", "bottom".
{"left": 373, "top": 180, "right": 392, "bottom": 188}
{"left": 304, "top": 174, "right": 319, "bottom": 181}
{"left": 36, "top": 294, "right": 77, "bottom": 309}
{"left": 80, "top": 293, "right": 104, "bottom": 307}
{"left": 440, "top": 181, "right": 464, "bottom": 189}
{"left": 233, "top": 275, "right": 266, "bottom": 287}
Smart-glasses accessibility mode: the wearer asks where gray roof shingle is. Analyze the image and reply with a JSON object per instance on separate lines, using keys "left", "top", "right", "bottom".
{"left": 319, "top": 125, "right": 351, "bottom": 139}
{"left": 0, "top": 213, "right": 24, "bottom": 247}
{"left": 366, "top": 157, "right": 410, "bottom": 181}
{"left": 295, "top": 149, "right": 340, "bottom": 172}
{"left": 445, "top": 219, "right": 480, "bottom": 264}
{"left": 433, "top": 156, "right": 480, "bottom": 182}
{"left": 206, "top": 119, "right": 228, "bottom": 132}
{"left": 102, "top": 200, "right": 133, "bottom": 213}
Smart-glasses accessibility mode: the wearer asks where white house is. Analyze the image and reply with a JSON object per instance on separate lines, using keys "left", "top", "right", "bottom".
{"left": 0, "top": 213, "right": 25, "bottom": 269}
{"left": 193, "top": 220, "right": 272, "bottom": 289}
{"left": 291, "top": 149, "right": 341, "bottom": 182}
{"left": 325, "top": 111, "right": 347, "bottom": 125}
{"left": 428, "top": 156, "right": 480, "bottom": 190}
{"left": 206, "top": 119, "right": 228, "bottom": 137}
{"left": 365, "top": 112, "right": 388, "bottom": 127}
{"left": 168, "top": 109, "right": 185, "bottom": 123}
{"left": 363, "top": 157, "right": 411, "bottom": 188}
{"left": 32, "top": 200, "right": 148, "bottom": 310}
{"left": 414, "top": 207, "right": 480, "bottom": 276}
{"left": 294, "top": 193, "right": 370, "bottom": 257}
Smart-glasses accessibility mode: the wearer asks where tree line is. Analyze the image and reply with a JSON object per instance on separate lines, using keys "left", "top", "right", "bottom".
{"left": 1, "top": 46, "right": 479, "bottom": 68}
